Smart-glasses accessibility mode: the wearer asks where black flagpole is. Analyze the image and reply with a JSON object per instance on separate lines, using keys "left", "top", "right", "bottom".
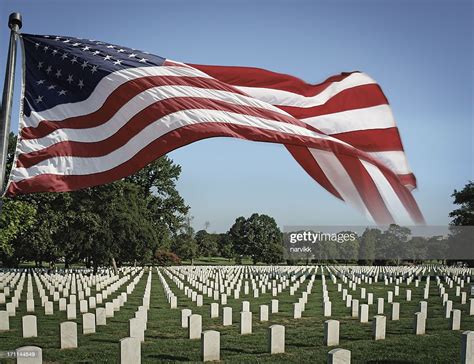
{"left": 0, "top": 12, "right": 22, "bottom": 197}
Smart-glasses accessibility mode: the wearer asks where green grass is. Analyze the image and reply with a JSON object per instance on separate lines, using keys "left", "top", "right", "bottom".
{"left": 0, "top": 268, "right": 472, "bottom": 363}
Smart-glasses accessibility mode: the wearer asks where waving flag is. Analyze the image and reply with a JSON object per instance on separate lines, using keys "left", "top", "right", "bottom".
{"left": 6, "top": 33, "right": 424, "bottom": 225}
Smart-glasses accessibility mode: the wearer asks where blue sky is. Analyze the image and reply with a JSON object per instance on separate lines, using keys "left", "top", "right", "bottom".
{"left": 1, "top": 0, "right": 472, "bottom": 232}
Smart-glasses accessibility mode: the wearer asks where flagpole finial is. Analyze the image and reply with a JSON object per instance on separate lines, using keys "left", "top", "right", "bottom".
{"left": 8, "top": 12, "right": 22, "bottom": 30}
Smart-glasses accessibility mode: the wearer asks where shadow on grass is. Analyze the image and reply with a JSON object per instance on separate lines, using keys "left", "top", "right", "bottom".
{"left": 222, "top": 347, "right": 266, "bottom": 355}
{"left": 146, "top": 354, "right": 190, "bottom": 361}
{"left": 365, "top": 361, "right": 415, "bottom": 364}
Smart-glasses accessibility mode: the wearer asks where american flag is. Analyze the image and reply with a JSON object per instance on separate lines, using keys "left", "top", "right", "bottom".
{"left": 6, "top": 33, "right": 424, "bottom": 225}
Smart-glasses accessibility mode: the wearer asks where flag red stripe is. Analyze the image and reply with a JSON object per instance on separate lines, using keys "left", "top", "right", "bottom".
{"left": 398, "top": 173, "right": 417, "bottom": 189}
{"left": 285, "top": 145, "right": 343, "bottom": 200}
{"left": 336, "top": 154, "right": 394, "bottom": 224}
{"left": 383, "top": 171, "right": 425, "bottom": 224}
{"left": 21, "top": 75, "right": 248, "bottom": 140}
{"left": 188, "top": 63, "right": 356, "bottom": 97}
{"left": 331, "top": 128, "right": 404, "bottom": 152}
{"left": 277, "top": 84, "right": 388, "bottom": 119}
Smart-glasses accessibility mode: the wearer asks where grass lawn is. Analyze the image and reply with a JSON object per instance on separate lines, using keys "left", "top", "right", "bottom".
{"left": 0, "top": 266, "right": 472, "bottom": 363}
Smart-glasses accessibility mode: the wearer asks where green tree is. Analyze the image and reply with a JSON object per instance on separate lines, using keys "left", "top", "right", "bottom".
{"left": 0, "top": 199, "right": 36, "bottom": 257}
{"left": 449, "top": 181, "right": 473, "bottom": 225}
{"left": 195, "top": 229, "right": 218, "bottom": 257}
{"left": 1, "top": 133, "right": 189, "bottom": 269}
{"left": 337, "top": 231, "right": 360, "bottom": 263}
{"left": 358, "top": 228, "right": 380, "bottom": 265}
{"left": 229, "top": 213, "right": 283, "bottom": 264}
{"left": 448, "top": 181, "right": 474, "bottom": 266}
{"left": 172, "top": 232, "right": 198, "bottom": 264}
{"left": 217, "top": 233, "right": 234, "bottom": 260}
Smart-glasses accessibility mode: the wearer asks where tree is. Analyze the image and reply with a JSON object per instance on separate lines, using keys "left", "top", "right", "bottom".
{"left": 448, "top": 181, "right": 474, "bottom": 266}
{"left": 358, "top": 228, "right": 380, "bottom": 265}
{"left": 379, "top": 224, "right": 411, "bottom": 264}
{"left": 0, "top": 199, "right": 36, "bottom": 257}
{"left": 229, "top": 213, "right": 283, "bottom": 264}
{"left": 337, "top": 231, "right": 360, "bottom": 263}
{"left": 195, "top": 229, "right": 218, "bottom": 257}
{"left": 172, "top": 232, "right": 198, "bottom": 264}
{"left": 449, "top": 181, "right": 473, "bottom": 225}
{"left": 217, "top": 233, "right": 234, "bottom": 260}
{"left": 1, "top": 133, "right": 189, "bottom": 269}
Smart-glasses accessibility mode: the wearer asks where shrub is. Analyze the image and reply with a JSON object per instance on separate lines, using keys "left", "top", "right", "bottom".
{"left": 154, "top": 250, "right": 181, "bottom": 266}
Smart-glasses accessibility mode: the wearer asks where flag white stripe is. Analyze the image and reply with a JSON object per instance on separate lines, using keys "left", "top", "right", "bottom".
{"left": 24, "top": 65, "right": 213, "bottom": 127}
{"left": 309, "top": 149, "right": 374, "bottom": 222}
{"left": 235, "top": 72, "right": 376, "bottom": 107}
{"left": 301, "top": 105, "right": 395, "bottom": 134}
{"left": 360, "top": 159, "right": 413, "bottom": 225}
{"left": 367, "top": 151, "right": 412, "bottom": 176}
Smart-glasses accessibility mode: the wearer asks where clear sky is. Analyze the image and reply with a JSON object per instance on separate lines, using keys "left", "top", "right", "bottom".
{"left": 1, "top": 0, "right": 472, "bottom": 232}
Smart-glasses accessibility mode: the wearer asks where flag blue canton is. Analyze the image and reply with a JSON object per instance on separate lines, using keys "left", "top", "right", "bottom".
{"left": 22, "top": 34, "right": 166, "bottom": 116}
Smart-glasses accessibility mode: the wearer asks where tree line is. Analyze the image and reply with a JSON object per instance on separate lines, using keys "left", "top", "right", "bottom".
{"left": 1, "top": 133, "right": 472, "bottom": 268}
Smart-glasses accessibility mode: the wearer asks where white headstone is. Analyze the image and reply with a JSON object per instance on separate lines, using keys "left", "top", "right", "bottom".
{"left": 372, "top": 315, "right": 386, "bottom": 340}
{"left": 324, "top": 320, "right": 340, "bottom": 346}
{"left": 414, "top": 312, "right": 426, "bottom": 335}
{"left": 83, "top": 313, "right": 96, "bottom": 334}
{"left": 44, "top": 301, "right": 53, "bottom": 315}
{"left": 7, "top": 302, "right": 16, "bottom": 316}
{"left": 26, "top": 299, "right": 35, "bottom": 313}
{"left": 170, "top": 296, "right": 178, "bottom": 309}
{"left": 60, "top": 321, "right": 78, "bottom": 349}
{"left": 260, "top": 305, "right": 269, "bottom": 322}
{"left": 129, "top": 317, "right": 144, "bottom": 342}
{"left": 182, "top": 309, "right": 192, "bottom": 328}
{"left": 210, "top": 303, "right": 219, "bottom": 318}
{"left": 324, "top": 301, "right": 332, "bottom": 317}
{"left": 377, "top": 298, "right": 384, "bottom": 314}
{"left": 406, "top": 289, "right": 412, "bottom": 301}
{"left": 360, "top": 304, "right": 369, "bottom": 323}
{"left": 59, "top": 298, "right": 66, "bottom": 311}
{"left": 391, "top": 302, "right": 400, "bottom": 321}
{"left": 328, "top": 348, "right": 351, "bottom": 364}
{"left": 0, "top": 310, "right": 10, "bottom": 330}
{"left": 15, "top": 346, "right": 42, "bottom": 364}
{"left": 189, "top": 314, "right": 202, "bottom": 339}
{"left": 223, "top": 307, "right": 232, "bottom": 326}
{"left": 105, "top": 302, "right": 114, "bottom": 318}
{"left": 201, "top": 330, "right": 220, "bottom": 362}
{"left": 419, "top": 301, "right": 428, "bottom": 318}
{"left": 79, "top": 300, "right": 88, "bottom": 313}
{"left": 66, "top": 304, "right": 76, "bottom": 320}
{"left": 119, "top": 337, "right": 140, "bottom": 364}
{"left": 96, "top": 308, "right": 106, "bottom": 326}
{"left": 22, "top": 315, "right": 37, "bottom": 338}
{"left": 271, "top": 299, "right": 279, "bottom": 313}
{"left": 461, "top": 331, "right": 474, "bottom": 364}
{"left": 451, "top": 309, "right": 461, "bottom": 331}
{"left": 293, "top": 302, "right": 302, "bottom": 319}
{"left": 240, "top": 311, "right": 252, "bottom": 335}
{"left": 445, "top": 300, "right": 453, "bottom": 319}
{"left": 351, "top": 299, "right": 359, "bottom": 318}
{"left": 367, "top": 293, "right": 374, "bottom": 305}
{"left": 268, "top": 324, "right": 285, "bottom": 354}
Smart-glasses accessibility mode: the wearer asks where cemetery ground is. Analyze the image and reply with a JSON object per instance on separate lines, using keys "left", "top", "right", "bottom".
{"left": 0, "top": 265, "right": 473, "bottom": 363}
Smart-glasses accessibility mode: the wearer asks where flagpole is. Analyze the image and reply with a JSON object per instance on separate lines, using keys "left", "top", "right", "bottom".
{"left": 0, "top": 12, "right": 22, "bottom": 195}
